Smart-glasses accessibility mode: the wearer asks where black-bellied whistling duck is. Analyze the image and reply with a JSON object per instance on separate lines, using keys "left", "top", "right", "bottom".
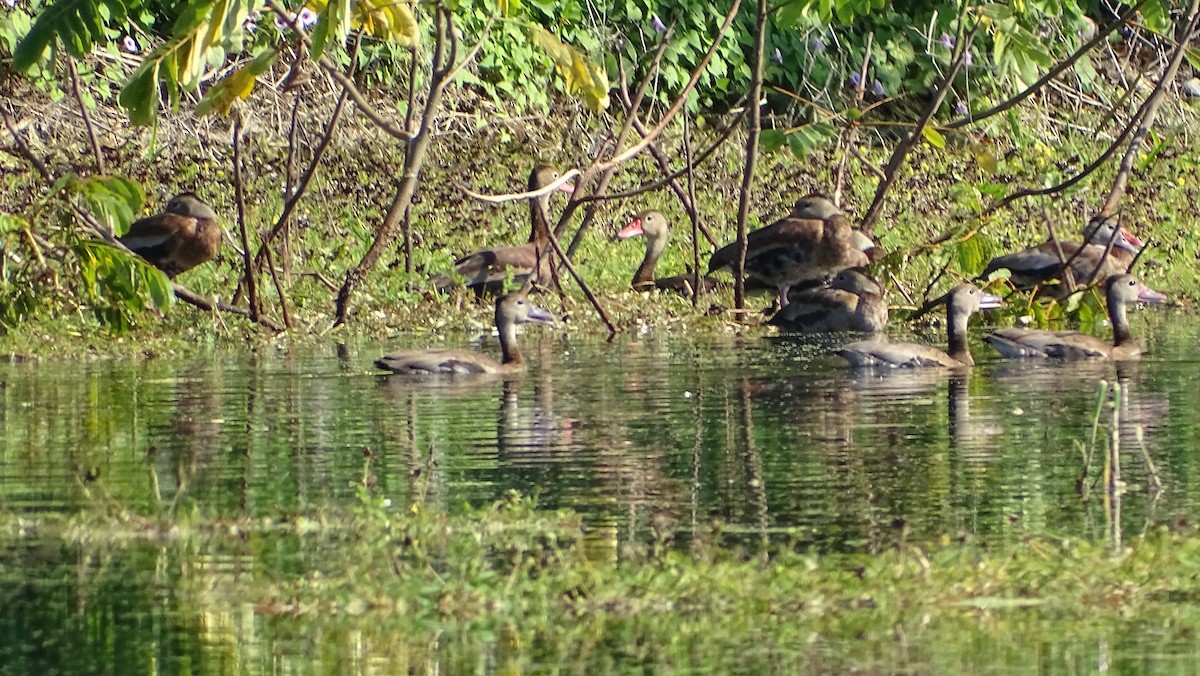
{"left": 837, "top": 285, "right": 1002, "bottom": 368}
{"left": 375, "top": 283, "right": 556, "bottom": 375}
{"left": 432, "top": 165, "right": 575, "bottom": 295}
{"left": 118, "top": 193, "right": 222, "bottom": 278}
{"left": 618, "top": 210, "right": 720, "bottom": 296}
{"left": 981, "top": 215, "right": 1142, "bottom": 295}
{"left": 984, "top": 274, "right": 1165, "bottom": 361}
{"left": 707, "top": 194, "right": 869, "bottom": 308}
{"left": 769, "top": 269, "right": 888, "bottom": 333}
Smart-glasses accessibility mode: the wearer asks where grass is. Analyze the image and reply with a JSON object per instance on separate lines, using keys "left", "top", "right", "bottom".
{"left": 5, "top": 488, "right": 1200, "bottom": 671}
{"left": 2, "top": 90, "right": 1198, "bottom": 358}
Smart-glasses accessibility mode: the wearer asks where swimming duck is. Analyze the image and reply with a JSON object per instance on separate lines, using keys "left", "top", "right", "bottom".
{"left": 118, "top": 193, "right": 222, "bottom": 278}
{"left": 984, "top": 274, "right": 1165, "bottom": 361}
{"left": 769, "top": 269, "right": 888, "bottom": 333}
{"left": 837, "top": 284, "right": 1001, "bottom": 367}
{"left": 376, "top": 284, "right": 556, "bottom": 375}
{"left": 707, "top": 194, "right": 869, "bottom": 308}
{"left": 618, "top": 210, "right": 719, "bottom": 296}
{"left": 432, "top": 165, "right": 575, "bottom": 295}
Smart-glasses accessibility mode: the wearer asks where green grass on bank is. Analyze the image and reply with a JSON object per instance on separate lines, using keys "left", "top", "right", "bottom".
{"left": 2, "top": 93, "right": 1198, "bottom": 358}
{"left": 4, "top": 490, "right": 1200, "bottom": 671}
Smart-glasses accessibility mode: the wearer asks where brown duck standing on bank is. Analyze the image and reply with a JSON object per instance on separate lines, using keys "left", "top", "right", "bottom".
{"left": 980, "top": 215, "right": 1143, "bottom": 295}
{"left": 769, "top": 269, "right": 888, "bottom": 333}
{"left": 432, "top": 165, "right": 575, "bottom": 295}
{"left": 836, "top": 285, "right": 1002, "bottom": 368}
{"left": 375, "top": 283, "right": 556, "bottom": 375}
{"left": 707, "top": 194, "right": 869, "bottom": 309}
{"left": 618, "top": 210, "right": 720, "bottom": 296}
{"left": 118, "top": 193, "right": 222, "bottom": 278}
{"left": 984, "top": 274, "right": 1166, "bottom": 361}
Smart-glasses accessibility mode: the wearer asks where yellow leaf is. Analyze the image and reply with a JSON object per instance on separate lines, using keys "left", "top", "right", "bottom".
{"left": 976, "top": 151, "right": 998, "bottom": 174}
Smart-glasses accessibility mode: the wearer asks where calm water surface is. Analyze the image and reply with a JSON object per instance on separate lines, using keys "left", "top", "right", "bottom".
{"left": 3, "top": 309, "right": 1200, "bottom": 673}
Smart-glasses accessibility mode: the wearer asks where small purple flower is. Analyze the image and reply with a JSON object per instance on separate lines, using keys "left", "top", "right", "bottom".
{"left": 297, "top": 7, "right": 317, "bottom": 28}
{"left": 122, "top": 35, "right": 138, "bottom": 53}
{"left": 809, "top": 35, "right": 826, "bottom": 54}
{"left": 848, "top": 71, "right": 862, "bottom": 89}
{"left": 871, "top": 79, "right": 885, "bottom": 97}
{"left": 771, "top": 48, "right": 782, "bottom": 65}
{"left": 651, "top": 14, "right": 666, "bottom": 34}
{"left": 955, "top": 101, "right": 969, "bottom": 116}
{"left": 3, "top": 0, "right": 17, "bottom": 9}
{"left": 938, "top": 32, "right": 955, "bottom": 50}
{"left": 964, "top": 50, "right": 973, "bottom": 66}
{"left": 274, "top": 12, "right": 290, "bottom": 30}
{"left": 244, "top": 19, "right": 257, "bottom": 34}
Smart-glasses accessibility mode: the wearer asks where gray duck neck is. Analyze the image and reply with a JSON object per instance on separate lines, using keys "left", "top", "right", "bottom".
{"left": 1108, "top": 291, "right": 1134, "bottom": 347}
{"left": 633, "top": 233, "right": 669, "bottom": 285}
{"left": 497, "top": 313, "right": 523, "bottom": 366}
{"left": 529, "top": 195, "right": 552, "bottom": 244}
{"left": 946, "top": 304, "right": 974, "bottom": 366}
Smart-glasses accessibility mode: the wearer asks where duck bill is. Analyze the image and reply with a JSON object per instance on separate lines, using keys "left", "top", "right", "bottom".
{"left": 557, "top": 181, "right": 576, "bottom": 194}
{"left": 1116, "top": 227, "right": 1143, "bottom": 254}
{"left": 618, "top": 219, "right": 644, "bottom": 239}
{"left": 1137, "top": 285, "right": 1167, "bottom": 304}
{"left": 526, "top": 305, "right": 558, "bottom": 324}
{"left": 978, "top": 292, "right": 1004, "bottom": 310}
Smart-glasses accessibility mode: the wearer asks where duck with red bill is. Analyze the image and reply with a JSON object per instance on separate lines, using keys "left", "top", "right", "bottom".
{"left": 618, "top": 210, "right": 719, "bottom": 296}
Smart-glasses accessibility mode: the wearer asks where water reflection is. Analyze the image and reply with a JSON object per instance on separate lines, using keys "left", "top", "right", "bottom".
{"left": 3, "top": 325, "right": 1199, "bottom": 550}
{"left": 3, "top": 315, "right": 1200, "bottom": 671}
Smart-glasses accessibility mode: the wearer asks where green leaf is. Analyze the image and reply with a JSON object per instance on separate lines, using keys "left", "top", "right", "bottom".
{"left": 75, "top": 177, "right": 145, "bottom": 235}
{"left": 119, "top": 49, "right": 166, "bottom": 125}
{"left": 760, "top": 129, "right": 786, "bottom": 152}
{"left": 13, "top": 0, "right": 127, "bottom": 70}
{"left": 144, "top": 267, "right": 176, "bottom": 310}
{"left": 921, "top": 126, "right": 946, "bottom": 150}
{"left": 784, "top": 122, "right": 836, "bottom": 159}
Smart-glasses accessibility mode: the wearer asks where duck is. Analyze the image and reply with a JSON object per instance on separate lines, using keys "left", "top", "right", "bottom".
{"left": 769, "top": 269, "right": 888, "bottom": 333}
{"left": 432, "top": 165, "right": 575, "bottom": 295}
{"left": 618, "top": 210, "right": 720, "bottom": 296}
{"left": 118, "top": 193, "right": 222, "bottom": 278}
{"left": 980, "top": 215, "right": 1143, "bottom": 296}
{"left": 984, "top": 274, "right": 1165, "bottom": 361}
{"left": 375, "top": 283, "right": 556, "bottom": 375}
{"left": 707, "top": 194, "right": 869, "bottom": 308}
{"left": 836, "top": 284, "right": 1002, "bottom": 368}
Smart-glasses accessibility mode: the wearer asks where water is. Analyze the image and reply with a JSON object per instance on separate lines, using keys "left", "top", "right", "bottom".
{"left": 2, "top": 310, "right": 1200, "bottom": 673}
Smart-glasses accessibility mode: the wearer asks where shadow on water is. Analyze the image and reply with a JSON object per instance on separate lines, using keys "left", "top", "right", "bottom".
{"left": 3, "top": 312, "right": 1200, "bottom": 671}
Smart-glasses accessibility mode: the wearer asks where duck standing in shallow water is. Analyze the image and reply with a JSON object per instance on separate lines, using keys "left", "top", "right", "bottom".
{"left": 984, "top": 274, "right": 1165, "bottom": 361}
{"left": 375, "top": 284, "right": 556, "bottom": 375}
{"left": 618, "top": 210, "right": 719, "bottom": 296}
{"left": 707, "top": 194, "right": 868, "bottom": 309}
{"left": 981, "top": 215, "right": 1143, "bottom": 295}
{"left": 837, "top": 285, "right": 1001, "bottom": 368}
{"left": 119, "top": 193, "right": 222, "bottom": 278}
{"left": 432, "top": 165, "right": 575, "bottom": 295}
{"left": 769, "top": 269, "right": 887, "bottom": 333}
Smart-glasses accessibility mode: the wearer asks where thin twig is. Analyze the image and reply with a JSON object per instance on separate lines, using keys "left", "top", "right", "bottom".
{"left": 833, "top": 32, "right": 872, "bottom": 206}
{"left": 615, "top": 58, "right": 720, "bottom": 248}
{"left": 593, "top": 0, "right": 743, "bottom": 173}
{"left": 1102, "top": 0, "right": 1200, "bottom": 213}
{"left": 66, "top": 56, "right": 105, "bottom": 175}
{"left": 232, "top": 111, "right": 259, "bottom": 321}
{"left": 860, "top": 24, "right": 977, "bottom": 237}
{"left": 945, "top": 0, "right": 1148, "bottom": 130}
{"left": 733, "top": 0, "right": 768, "bottom": 311}
{"left": 1042, "top": 203, "right": 1076, "bottom": 295}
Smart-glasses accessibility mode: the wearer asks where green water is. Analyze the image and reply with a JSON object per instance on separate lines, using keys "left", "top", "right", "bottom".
{"left": 3, "top": 309, "right": 1200, "bottom": 673}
